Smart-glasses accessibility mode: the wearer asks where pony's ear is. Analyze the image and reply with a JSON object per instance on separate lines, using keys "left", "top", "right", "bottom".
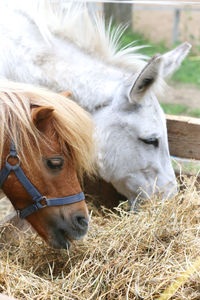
{"left": 60, "top": 91, "right": 72, "bottom": 98}
{"left": 129, "top": 55, "right": 162, "bottom": 103}
{"left": 161, "top": 42, "right": 191, "bottom": 78}
{"left": 31, "top": 106, "right": 54, "bottom": 131}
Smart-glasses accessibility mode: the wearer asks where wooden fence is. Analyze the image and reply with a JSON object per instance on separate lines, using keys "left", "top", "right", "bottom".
{"left": 167, "top": 114, "right": 200, "bottom": 160}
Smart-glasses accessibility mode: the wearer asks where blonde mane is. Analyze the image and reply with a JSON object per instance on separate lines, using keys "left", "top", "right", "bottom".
{"left": 0, "top": 79, "right": 96, "bottom": 178}
{"left": 32, "top": 1, "right": 147, "bottom": 72}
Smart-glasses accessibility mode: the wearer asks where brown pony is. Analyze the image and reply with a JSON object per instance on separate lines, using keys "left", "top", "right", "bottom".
{"left": 0, "top": 80, "right": 96, "bottom": 249}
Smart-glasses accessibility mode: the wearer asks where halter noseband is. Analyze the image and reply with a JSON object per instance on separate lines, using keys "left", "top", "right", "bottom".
{"left": 0, "top": 142, "right": 85, "bottom": 219}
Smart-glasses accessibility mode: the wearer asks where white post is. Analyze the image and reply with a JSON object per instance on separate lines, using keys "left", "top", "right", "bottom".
{"left": 104, "top": 3, "right": 133, "bottom": 26}
{"left": 173, "top": 8, "right": 180, "bottom": 44}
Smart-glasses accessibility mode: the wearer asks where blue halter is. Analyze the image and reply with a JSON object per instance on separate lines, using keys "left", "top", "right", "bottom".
{"left": 0, "top": 142, "right": 85, "bottom": 219}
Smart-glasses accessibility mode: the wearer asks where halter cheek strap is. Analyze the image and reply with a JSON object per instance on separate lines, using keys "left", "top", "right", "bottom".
{"left": 0, "top": 142, "right": 85, "bottom": 219}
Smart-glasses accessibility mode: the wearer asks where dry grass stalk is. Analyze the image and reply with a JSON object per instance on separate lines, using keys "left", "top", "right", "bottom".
{"left": 0, "top": 177, "right": 200, "bottom": 299}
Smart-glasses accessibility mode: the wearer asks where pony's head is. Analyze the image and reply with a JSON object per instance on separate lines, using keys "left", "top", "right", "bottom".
{"left": 0, "top": 81, "right": 96, "bottom": 249}
{"left": 95, "top": 43, "right": 190, "bottom": 207}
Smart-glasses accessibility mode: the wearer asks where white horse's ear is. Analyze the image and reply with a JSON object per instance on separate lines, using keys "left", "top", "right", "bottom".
{"left": 129, "top": 55, "right": 163, "bottom": 103}
{"left": 161, "top": 42, "right": 191, "bottom": 78}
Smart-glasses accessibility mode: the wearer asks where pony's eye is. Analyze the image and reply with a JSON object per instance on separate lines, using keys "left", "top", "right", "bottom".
{"left": 139, "top": 138, "right": 159, "bottom": 148}
{"left": 45, "top": 157, "right": 64, "bottom": 170}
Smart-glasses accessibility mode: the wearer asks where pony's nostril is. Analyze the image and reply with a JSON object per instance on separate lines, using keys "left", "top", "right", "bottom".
{"left": 73, "top": 214, "right": 89, "bottom": 230}
{"left": 78, "top": 216, "right": 88, "bottom": 227}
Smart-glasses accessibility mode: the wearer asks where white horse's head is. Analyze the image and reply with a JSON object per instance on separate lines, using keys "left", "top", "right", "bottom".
{"left": 94, "top": 43, "right": 190, "bottom": 207}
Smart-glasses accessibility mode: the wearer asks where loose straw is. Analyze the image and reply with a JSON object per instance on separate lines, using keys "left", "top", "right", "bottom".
{"left": 158, "top": 256, "right": 200, "bottom": 300}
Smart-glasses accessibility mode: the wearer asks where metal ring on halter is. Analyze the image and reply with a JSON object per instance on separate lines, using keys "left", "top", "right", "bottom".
{"left": 38, "top": 196, "right": 48, "bottom": 208}
{"left": 6, "top": 154, "right": 20, "bottom": 166}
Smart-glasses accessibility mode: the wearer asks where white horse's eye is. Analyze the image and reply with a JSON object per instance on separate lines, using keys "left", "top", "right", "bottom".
{"left": 139, "top": 138, "right": 159, "bottom": 148}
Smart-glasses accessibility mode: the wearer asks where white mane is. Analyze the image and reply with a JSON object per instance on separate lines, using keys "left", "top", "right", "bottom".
{"left": 18, "top": 0, "right": 148, "bottom": 72}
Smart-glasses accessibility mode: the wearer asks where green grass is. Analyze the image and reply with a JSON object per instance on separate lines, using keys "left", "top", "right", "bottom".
{"left": 172, "top": 157, "right": 200, "bottom": 175}
{"left": 160, "top": 102, "right": 200, "bottom": 118}
{"left": 188, "top": 108, "right": 200, "bottom": 118}
{"left": 120, "top": 29, "right": 200, "bottom": 87}
{"left": 120, "top": 30, "right": 168, "bottom": 56}
{"left": 172, "top": 58, "right": 200, "bottom": 86}
{"left": 160, "top": 103, "right": 188, "bottom": 115}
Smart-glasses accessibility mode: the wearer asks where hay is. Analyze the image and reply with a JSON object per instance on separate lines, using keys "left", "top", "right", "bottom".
{"left": 0, "top": 177, "right": 200, "bottom": 300}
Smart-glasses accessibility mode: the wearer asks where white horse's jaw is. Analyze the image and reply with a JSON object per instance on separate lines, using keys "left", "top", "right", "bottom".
{"left": 110, "top": 175, "right": 177, "bottom": 207}
{"left": 110, "top": 175, "right": 178, "bottom": 210}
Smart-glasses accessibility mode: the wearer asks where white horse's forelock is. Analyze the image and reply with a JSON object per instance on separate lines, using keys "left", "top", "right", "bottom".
{"left": 27, "top": 0, "right": 148, "bottom": 72}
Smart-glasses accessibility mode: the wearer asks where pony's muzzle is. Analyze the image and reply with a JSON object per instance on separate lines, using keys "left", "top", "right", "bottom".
{"left": 47, "top": 212, "right": 89, "bottom": 249}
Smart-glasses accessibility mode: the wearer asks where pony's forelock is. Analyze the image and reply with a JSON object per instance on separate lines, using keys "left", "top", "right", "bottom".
{"left": 0, "top": 80, "right": 96, "bottom": 178}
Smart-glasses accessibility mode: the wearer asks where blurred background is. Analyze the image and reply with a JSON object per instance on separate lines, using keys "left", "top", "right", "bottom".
{"left": 88, "top": 1, "right": 200, "bottom": 119}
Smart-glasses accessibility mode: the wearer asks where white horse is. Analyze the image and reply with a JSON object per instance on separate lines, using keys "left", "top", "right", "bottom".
{"left": 0, "top": 1, "right": 191, "bottom": 207}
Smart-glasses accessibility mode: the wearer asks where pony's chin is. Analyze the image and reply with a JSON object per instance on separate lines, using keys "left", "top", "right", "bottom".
{"left": 48, "top": 233, "right": 72, "bottom": 249}
{"left": 49, "top": 238, "right": 71, "bottom": 250}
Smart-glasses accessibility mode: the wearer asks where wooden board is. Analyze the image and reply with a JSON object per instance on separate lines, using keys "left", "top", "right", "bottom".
{"left": 167, "top": 114, "right": 200, "bottom": 160}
